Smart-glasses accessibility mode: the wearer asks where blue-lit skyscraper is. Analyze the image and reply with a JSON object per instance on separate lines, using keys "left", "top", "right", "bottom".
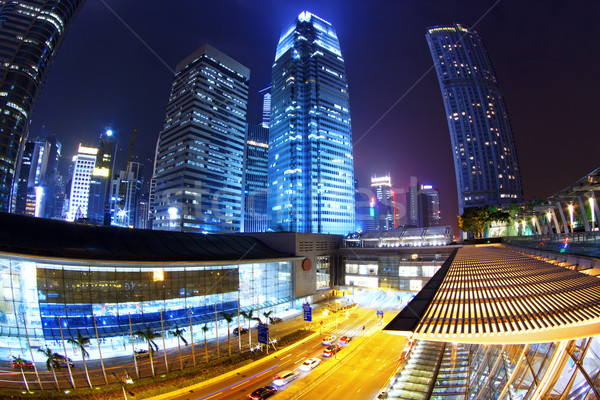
{"left": 152, "top": 44, "right": 249, "bottom": 232}
{"left": 426, "top": 24, "right": 523, "bottom": 214}
{"left": 269, "top": 11, "right": 354, "bottom": 235}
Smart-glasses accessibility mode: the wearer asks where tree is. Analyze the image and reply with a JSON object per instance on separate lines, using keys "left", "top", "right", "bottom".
{"left": 169, "top": 325, "right": 188, "bottom": 371}
{"left": 221, "top": 312, "right": 235, "bottom": 357}
{"left": 240, "top": 310, "right": 260, "bottom": 350}
{"left": 262, "top": 310, "right": 273, "bottom": 324}
{"left": 11, "top": 356, "right": 31, "bottom": 392}
{"left": 135, "top": 326, "right": 160, "bottom": 377}
{"left": 458, "top": 206, "right": 512, "bottom": 238}
{"left": 67, "top": 330, "right": 92, "bottom": 388}
{"left": 201, "top": 325, "right": 209, "bottom": 363}
{"left": 38, "top": 347, "right": 60, "bottom": 391}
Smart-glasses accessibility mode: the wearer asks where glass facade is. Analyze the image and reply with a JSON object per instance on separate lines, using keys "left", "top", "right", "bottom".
{"left": 0, "top": 254, "right": 293, "bottom": 361}
{"left": 0, "top": 0, "right": 85, "bottom": 212}
{"left": 426, "top": 24, "right": 523, "bottom": 214}
{"left": 382, "top": 336, "right": 600, "bottom": 399}
{"left": 242, "top": 123, "right": 269, "bottom": 232}
{"left": 152, "top": 44, "right": 250, "bottom": 233}
{"left": 269, "top": 11, "right": 355, "bottom": 235}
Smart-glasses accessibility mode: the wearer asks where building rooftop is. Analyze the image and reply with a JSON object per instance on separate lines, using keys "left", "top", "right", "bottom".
{"left": 383, "top": 244, "right": 600, "bottom": 344}
{"left": 0, "top": 212, "right": 291, "bottom": 263}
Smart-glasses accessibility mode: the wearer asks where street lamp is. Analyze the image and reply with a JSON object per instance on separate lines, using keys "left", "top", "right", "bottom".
{"left": 590, "top": 197, "right": 596, "bottom": 230}
{"left": 568, "top": 203, "right": 574, "bottom": 233}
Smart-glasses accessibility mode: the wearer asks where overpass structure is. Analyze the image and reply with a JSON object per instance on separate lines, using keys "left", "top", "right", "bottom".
{"left": 381, "top": 244, "right": 600, "bottom": 400}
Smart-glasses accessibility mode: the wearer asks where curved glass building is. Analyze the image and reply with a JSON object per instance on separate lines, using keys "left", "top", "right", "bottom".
{"left": 426, "top": 24, "right": 523, "bottom": 215}
{"left": 268, "top": 11, "right": 355, "bottom": 235}
{"left": 0, "top": 213, "right": 297, "bottom": 360}
{"left": 0, "top": 0, "right": 85, "bottom": 212}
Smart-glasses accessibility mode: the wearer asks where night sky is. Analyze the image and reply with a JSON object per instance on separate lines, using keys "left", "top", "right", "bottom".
{"left": 29, "top": 0, "right": 600, "bottom": 230}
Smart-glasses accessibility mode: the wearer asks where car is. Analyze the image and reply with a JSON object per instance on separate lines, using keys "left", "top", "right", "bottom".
{"left": 134, "top": 349, "right": 150, "bottom": 359}
{"left": 339, "top": 336, "right": 352, "bottom": 345}
{"left": 49, "top": 354, "right": 74, "bottom": 368}
{"left": 299, "top": 357, "right": 321, "bottom": 371}
{"left": 272, "top": 370, "right": 298, "bottom": 386}
{"left": 321, "top": 336, "right": 337, "bottom": 345}
{"left": 233, "top": 327, "right": 249, "bottom": 335}
{"left": 12, "top": 358, "right": 34, "bottom": 369}
{"left": 269, "top": 316, "right": 282, "bottom": 324}
{"left": 322, "top": 344, "right": 340, "bottom": 357}
{"left": 248, "top": 385, "right": 277, "bottom": 399}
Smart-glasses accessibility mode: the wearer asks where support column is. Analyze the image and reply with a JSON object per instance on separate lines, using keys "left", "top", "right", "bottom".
{"left": 555, "top": 202, "right": 569, "bottom": 234}
{"left": 589, "top": 194, "right": 599, "bottom": 231}
{"left": 551, "top": 209, "right": 561, "bottom": 234}
{"left": 577, "top": 196, "right": 591, "bottom": 232}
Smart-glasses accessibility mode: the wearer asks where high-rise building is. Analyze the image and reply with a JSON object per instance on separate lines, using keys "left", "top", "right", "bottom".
{"left": 268, "top": 11, "right": 354, "bottom": 235}
{"left": 110, "top": 161, "right": 142, "bottom": 228}
{"left": 87, "top": 129, "right": 116, "bottom": 225}
{"left": 426, "top": 24, "right": 523, "bottom": 215}
{"left": 418, "top": 184, "right": 441, "bottom": 227}
{"left": 14, "top": 135, "right": 62, "bottom": 217}
{"left": 371, "top": 174, "right": 396, "bottom": 230}
{"left": 0, "top": 0, "right": 85, "bottom": 212}
{"left": 67, "top": 144, "right": 97, "bottom": 221}
{"left": 406, "top": 176, "right": 419, "bottom": 226}
{"left": 259, "top": 86, "right": 271, "bottom": 129}
{"left": 242, "top": 123, "right": 269, "bottom": 232}
{"left": 152, "top": 44, "right": 250, "bottom": 232}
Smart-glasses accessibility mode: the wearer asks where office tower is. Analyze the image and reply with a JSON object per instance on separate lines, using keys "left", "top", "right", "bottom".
{"left": 0, "top": 0, "right": 85, "bottom": 212}
{"left": 14, "top": 135, "right": 61, "bottom": 217}
{"left": 355, "top": 179, "right": 374, "bottom": 233}
{"left": 269, "top": 11, "right": 354, "bottom": 235}
{"left": 406, "top": 176, "right": 419, "bottom": 226}
{"left": 67, "top": 144, "right": 97, "bottom": 221}
{"left": 152, "top": 44, "right": 250, "bottom": 232}
{"left": 371, "top": 174, "right": 396, "bottom": 230}
{"left": 110, "top": 161, "right": 142, "bottom": 228}
{"left": 242, "top": 123, "right": 269, "bottom": 232}
{"left": 259, "top": 86, "right": 271, "bottom": 128}
{"left": 87, "top": 129, "right": 116, "bottom": 225}
{"left": 426, "top": 24, "right": 523, "bottom": 215}
{"left": 418, "top": 184, "right": 441, "bottom": 227}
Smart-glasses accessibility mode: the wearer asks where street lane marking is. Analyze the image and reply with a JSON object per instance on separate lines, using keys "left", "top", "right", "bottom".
{"left": 193, "top": 363, "right": 279, "bottom": 400}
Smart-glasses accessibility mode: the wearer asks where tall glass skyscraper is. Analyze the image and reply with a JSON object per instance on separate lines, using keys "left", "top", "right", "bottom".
{"left": 0, "top": 0, "right": 85, "bottom": 212}
{"left": 426, "top": 24, "right": 522, "bottom": 214}
{"left": 152, "top": 44, "right": 250, "bottom": 232}
{"left": 269, "top": 11, "right": 354, "bottom": 235}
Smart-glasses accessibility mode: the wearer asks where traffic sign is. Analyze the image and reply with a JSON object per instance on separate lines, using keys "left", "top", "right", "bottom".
{"left": 257, "top": 322, "right": 269, "bottom": 344}
{"left": 303, "top": 303, "right": 312, "bottom": 322}
{"left": 377, "top": 310, "right": 384, "bottom": 317}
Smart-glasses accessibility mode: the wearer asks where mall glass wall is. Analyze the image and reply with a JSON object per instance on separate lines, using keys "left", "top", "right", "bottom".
{"left": 0, "top": 255, "right": 293, "bottom": 360}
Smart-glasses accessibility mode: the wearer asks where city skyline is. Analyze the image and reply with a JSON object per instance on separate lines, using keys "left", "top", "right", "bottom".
{"left": 27, "top": 1, "right": 600, "bottom": 228}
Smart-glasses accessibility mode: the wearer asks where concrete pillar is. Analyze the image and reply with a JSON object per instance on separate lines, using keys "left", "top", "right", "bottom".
{"left": 550, "top": 209, "right": 560, "bottom": 234}
{"left": 555, "top": 202, "right": 569, "bottom": 234}
{"left": 590, "top": 194, "right": 600, "bottom": 231}
{"left": 578, "top": 196, "right": 591, "bottom": 231}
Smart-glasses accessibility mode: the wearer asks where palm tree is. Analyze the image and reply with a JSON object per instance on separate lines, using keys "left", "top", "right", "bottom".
{"left": 240, "top": 310, "right": 257, "bottom": 350}
{"left": 67, "top": 330, "right": 92, "bottom": 388}
{"left": 221, "top": 312, "right": 235, "bottom": 357}
{"left": 169, "top": 325, "right": 188, "bottom": 371}
{"left": 201, "top": 325, "right": 209, "bottom": 363}
{"left": 37, "top": 347, "right": 60, "bottom": 391}
{"left": 262, "top": 310, "right": 273, "bottom": 324}
{"left": 11, "top": 356, "right": 30, "bottom": 392}
{"left": 134, "top": 326, "right": 160, "bottom": 377}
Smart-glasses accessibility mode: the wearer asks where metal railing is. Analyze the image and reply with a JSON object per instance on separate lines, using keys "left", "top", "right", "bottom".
{"left": 502, "top": 231, "right": 600, "bottom": 259}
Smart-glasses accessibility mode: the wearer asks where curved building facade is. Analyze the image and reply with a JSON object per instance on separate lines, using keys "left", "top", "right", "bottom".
{"left": 0, "top": 213, "right": 299, "bottom": 360}
{"left": 426, "top": 24, "right": 523, "bottom": 215}
{"left": 0, "top": 0, "right": 85, "bottom": 212}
